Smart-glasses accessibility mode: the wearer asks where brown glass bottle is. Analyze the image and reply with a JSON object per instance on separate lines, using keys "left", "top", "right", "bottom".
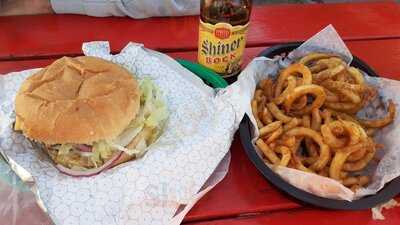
{"left": 198, "top": 0, "right": 252, "bottom": 78}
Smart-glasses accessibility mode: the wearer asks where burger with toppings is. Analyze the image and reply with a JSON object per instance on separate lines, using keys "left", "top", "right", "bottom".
{"left": 14, "top": 56, "right": 168, "bottom": 176}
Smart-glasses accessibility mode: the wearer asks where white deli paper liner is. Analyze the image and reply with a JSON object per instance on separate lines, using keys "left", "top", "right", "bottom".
{"left": 0, "top": 42, "right": 245, "bottom": 225}
{"left": 371, "top": 199, "right": 400, "bottom": 220}
{"left": 239, "top": 25, "right": 400, "bottom": 201}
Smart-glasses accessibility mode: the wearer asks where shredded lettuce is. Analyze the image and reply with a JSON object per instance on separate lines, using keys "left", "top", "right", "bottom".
{"left": 145, "top": 103, "right": 168, "bottom": 128}
{"left": 56, "top": 144, "right": 73, "bottom": 155}
{"left": 93, "top": 141, "right": 114, "bottom": 160}
{"left": 113, "top": 124, "right": 144, "bottom": 147}
{"left": 53, "top": 78, "right": 168, "bottom": 168}
{"left": 111, "top": 77, "right": 168, "bottom": 156}
{"left": 142, "top": 79, "right": 168, "bottom": 128}
{"left": 134, "top": 138, "right": 148, "bottom": 157}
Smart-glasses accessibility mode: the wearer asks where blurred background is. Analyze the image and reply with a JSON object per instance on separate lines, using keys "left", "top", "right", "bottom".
{"left": 253, "top": 0, "right": 394, "bottom": 3}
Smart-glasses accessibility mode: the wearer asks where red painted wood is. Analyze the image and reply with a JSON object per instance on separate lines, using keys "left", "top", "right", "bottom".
{"left": 0, "top": 47, "right": 264, "bottom": 74}
{"left": 1, "top": 2, "right": 400, "bottom": 60}
{"left": 1, "top": 39, "right": 400, "bottom": 222}
{"left": 0, "top": 59, "right": 55, "bottom": 74}
{"left": 346, "top": 40, "right": 400, "bottom": 80}
{"left": 184, "top": 198, "right": 400, "bottom": 225}
{"left": 183, "top": 39, "right": 400, "bottom": 220}
{"left": 2, "top": 39, "right": 400, "bottom": 78}
{"left": 170, "top": 39, "right": 400, "bottom": 81}
{"left": 184, "top": 134, "right": 302, "bottom": 222}
{"left": 1, "top": 3, "right": 400, "bottom": 223}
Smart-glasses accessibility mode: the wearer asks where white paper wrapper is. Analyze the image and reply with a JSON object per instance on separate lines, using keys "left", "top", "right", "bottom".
{"left": 238, "top": 25, "right": 400, "bottom": 201}
{"left": 371, "top": 199, "right": 400, "bottom": 220}
{"left": 0, "top": 42, "right": 244, "bottom": 225}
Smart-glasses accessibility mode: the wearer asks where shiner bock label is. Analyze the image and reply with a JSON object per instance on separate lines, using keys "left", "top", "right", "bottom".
{"left": 198, "top": 20, "right": 249, "bottom": 77}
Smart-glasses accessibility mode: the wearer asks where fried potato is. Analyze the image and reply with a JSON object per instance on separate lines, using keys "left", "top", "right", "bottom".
{"left": 311, "top": 108, "right": 322, "bottom": 131}
{"left": 275, "top": 146, "right": 291, "bottom": 167}
{"left": 275, "top": 76, "right": 297, "bottom": 105}
{"left": 251, "top": 54, "right": 396, "bottom": 191}
{"left": 299, "top": 52, "right": 334, "bottom": 66}
{"left": 256, "top": 139, "right": 280, "bottom": 164}
{"left": 259, "top": 121, "right": 282, "bottom": 137}
{"left": 275, "top": 63, "right": 312, "bottom": 98}
{"left": 267, "top": 102, "right": 293, "bottom": 123}
{"left": 261, "top": 107, "right": 273, "bottom": 125}
{"left": 251, "top": 99, "right": 264, "bottom": 128}
{"left": 265, "top": 127, "right": 283, "bottom": 144}
{"left": 313, "top": 64, "right": 345, "bottom": 83}
{"left": 359, "top": 100, "right": 396, "bottom": 128}
{"left": 284, "top": 84, "right": 326, "bottom": 115}
{"left": 285, "top": 127, "right": 331, "bottom": 171}
{"left": 283, "top": 118, "right": 300, "bottom": 131}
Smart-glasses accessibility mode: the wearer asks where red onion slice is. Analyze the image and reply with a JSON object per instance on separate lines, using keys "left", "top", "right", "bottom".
{"left": 56, "top": 151, "right": 123, "bottom": 177}
{"left": 75, "top": 144, "right": 92, "bottom": 152}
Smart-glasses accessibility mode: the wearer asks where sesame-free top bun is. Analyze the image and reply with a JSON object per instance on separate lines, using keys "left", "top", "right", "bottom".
{"left": 15, "top": 56, "right": 140, "bottom": 145}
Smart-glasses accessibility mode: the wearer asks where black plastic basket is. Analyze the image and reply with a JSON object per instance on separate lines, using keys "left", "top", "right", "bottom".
{"left": 239, "top": 42, "right": 400, "bottom": 210}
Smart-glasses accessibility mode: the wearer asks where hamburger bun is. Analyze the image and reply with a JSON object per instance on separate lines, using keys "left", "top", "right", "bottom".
{"left": 15, "top": 56, "right": 140, "bottom": 145}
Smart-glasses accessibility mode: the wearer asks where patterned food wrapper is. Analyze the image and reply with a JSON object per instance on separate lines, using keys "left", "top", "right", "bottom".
{"left": 241, "top": 25, "right": 400, "bottom": 201}
{"left": 0, "top": 42, "right": 246, "bottom": 225}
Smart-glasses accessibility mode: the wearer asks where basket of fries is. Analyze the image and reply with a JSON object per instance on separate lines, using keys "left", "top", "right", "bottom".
{"left": 238, "top": 26, "right": 400, "bottom": 209}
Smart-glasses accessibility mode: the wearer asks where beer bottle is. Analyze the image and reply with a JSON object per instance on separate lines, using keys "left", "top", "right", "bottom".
{"left": 198, "top": 0, "right": 252, "bottom": 78}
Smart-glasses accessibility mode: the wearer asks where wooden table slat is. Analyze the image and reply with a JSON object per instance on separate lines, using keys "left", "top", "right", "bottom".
{"left": 1, "top": 38, "right": 400, "bottom": 223}
{"left": 2, "top": 39, "right": 400, "bottom": 78}
{"left": 1, "top": 2, "right": 400, "bottom": 60}
{"left": 184, "top": 199, "right": 400, "bottom": 225}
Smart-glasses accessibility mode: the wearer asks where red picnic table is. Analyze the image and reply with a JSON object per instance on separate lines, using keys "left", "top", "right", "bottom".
{"left": 1, "top": 2, "right": 400, "bottom": 224}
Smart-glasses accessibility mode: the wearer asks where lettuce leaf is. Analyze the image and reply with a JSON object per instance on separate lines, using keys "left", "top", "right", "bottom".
{"left": 113, "top": 124, "right": 144, "bottom": 147}
{"left": 56, "top": 144, "right": 73, "bottom": 155}
{"left": 54, "top": 78, "right": 168, "bottom": 168}
{"left": 111, "top": 77, "right": 168, "bottom": 156}
{"left": 93, "top": 141, "right": 114, "bottom": 160}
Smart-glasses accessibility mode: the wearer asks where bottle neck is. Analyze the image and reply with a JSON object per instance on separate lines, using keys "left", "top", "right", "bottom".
{"left": 200, "top": 0, "right": 252, "bottom": 26}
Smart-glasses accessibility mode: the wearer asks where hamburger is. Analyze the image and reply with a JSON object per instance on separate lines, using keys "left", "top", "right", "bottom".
{"left": 14, "top": 56, "right": 168, "bottom": 176}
